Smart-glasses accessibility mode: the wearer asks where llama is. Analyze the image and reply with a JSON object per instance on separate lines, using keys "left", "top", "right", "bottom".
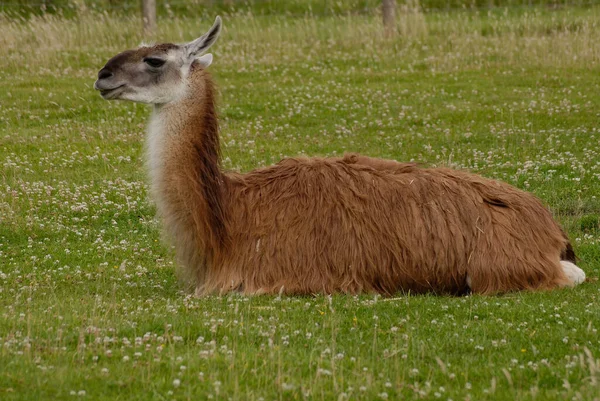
{"left": 94, "top": 17, "right": 585, "bottom": 296}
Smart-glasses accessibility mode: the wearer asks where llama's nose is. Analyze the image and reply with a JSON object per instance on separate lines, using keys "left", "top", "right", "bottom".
{"left": 97, "top": 69, "right": 113, "bottom": 80}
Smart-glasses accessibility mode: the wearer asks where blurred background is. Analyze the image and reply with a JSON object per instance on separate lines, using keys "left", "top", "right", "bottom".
{"left": 1, "top": 0, "right": 598, "bottom": 19}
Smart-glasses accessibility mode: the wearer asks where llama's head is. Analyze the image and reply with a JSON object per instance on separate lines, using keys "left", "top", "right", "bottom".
{"left": 94, "top": 17, "right": 221, "bottom": 105}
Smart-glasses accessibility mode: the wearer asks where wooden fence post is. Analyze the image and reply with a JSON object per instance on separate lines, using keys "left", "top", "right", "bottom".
{"left": 382, "top": 0, "right": 396, "bottom": 37}
{"left": 142, "top": 0, "right": 156, "bottom": 37}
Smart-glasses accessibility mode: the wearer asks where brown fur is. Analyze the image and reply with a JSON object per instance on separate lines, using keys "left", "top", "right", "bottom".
{"left": 151, "top": 64, "right": 574, "bottom": 296}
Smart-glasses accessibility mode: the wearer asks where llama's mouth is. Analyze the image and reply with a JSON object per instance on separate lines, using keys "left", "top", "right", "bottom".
{"left": 95, "top": 83, "right": 126, "bottom": 99}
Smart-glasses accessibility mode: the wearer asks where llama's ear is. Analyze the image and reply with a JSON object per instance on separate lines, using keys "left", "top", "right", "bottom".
{"left": 196, "top": 53, "right": 213, "bottom": 68}
{"left": 184, "top": 16, "right": 222, "bottom": 59}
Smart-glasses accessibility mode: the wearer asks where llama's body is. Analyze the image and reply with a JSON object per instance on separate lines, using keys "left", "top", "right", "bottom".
{"left": 95, "top": 17, "right": 585, "bottom": 296}
{"left": 223, "top": 157, "right": 574, "bottom": 295}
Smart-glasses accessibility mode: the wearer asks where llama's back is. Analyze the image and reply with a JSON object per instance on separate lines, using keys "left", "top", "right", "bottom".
{"left": 206, "top": 154, "right": 573, "bottom": 295}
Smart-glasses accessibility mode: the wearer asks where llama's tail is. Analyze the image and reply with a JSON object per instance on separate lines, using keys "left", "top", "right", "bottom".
{"left": 560, "top": 261, "right": 586, "bottom": 286}
{"left": 559, "top": 236, "right": 585, "bottom": 286}
{"left": 560, "top": 241, "right": 576, "bottom": 263}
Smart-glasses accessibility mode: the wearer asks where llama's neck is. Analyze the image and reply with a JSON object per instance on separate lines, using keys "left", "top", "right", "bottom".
{"left": 146, "top": 69, "right": 227, "bottom": 256}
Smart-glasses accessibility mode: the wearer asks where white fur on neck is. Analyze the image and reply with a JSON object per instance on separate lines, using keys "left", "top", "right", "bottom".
{"left": 146, "top": 107, "right": 170, "bottom": 214}
{"left": 145, "top": 80, "right": 190, "bottom": 183}
{"left": 147, "top": 108, "right": 164, "bottom": 173}
{"left": 145, "top": 97, "right": 194, "bottom": 218}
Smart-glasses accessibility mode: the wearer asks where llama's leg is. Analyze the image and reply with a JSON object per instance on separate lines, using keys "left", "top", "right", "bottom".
{"left": 560, "top": 261, "right": 586, "bottom": 286}
{"left": 465, "top": 251, "right": 577, "bottom": 294}
{"left": 467, "top": 259, "right": 584, "bottom": 293}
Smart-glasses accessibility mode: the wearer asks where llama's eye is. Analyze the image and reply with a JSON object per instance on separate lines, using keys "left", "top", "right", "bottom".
{"left": 144, "top": 58, "right": 166, "bottom": 68}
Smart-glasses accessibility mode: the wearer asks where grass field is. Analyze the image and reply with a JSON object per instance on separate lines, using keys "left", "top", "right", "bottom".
{"left": 1, "top": 4, "right": 600, "bottom": 400}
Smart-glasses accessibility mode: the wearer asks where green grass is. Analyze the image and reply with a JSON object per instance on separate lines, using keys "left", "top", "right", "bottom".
{"left": 1, "top": 5, "right": 600, "bottom": 401}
